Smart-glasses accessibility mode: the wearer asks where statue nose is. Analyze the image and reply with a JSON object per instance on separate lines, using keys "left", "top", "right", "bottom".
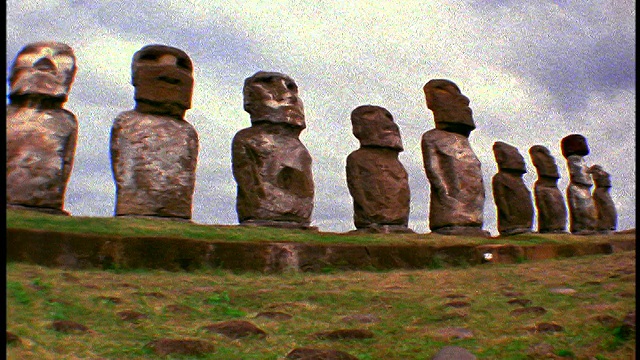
{"left": 33, "top": 57, "right": 56, "bottom": 71}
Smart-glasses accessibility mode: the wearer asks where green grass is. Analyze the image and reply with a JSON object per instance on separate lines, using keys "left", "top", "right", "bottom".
{"left": 6, "top": 208, "right": 632, "bottom": 246}
{"left": 7, "top": 251, "right": 635, "bottom": 359}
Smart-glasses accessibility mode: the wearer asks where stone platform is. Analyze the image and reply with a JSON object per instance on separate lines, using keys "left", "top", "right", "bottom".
{"left": 6, "top": 228, "right": 635, "bottom": 273}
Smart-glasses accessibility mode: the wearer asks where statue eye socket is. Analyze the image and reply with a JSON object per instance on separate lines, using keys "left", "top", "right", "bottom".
{"left": 139, "top": 53, "right": 158, "bottom": 61}
{"left": 286, "top": 82, "right": 297, "bottom": 91}
{"left": 177, "top": 58, "right": 192, "bottom": 70}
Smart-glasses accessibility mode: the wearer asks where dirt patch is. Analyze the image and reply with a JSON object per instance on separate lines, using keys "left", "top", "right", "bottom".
{"left": 286, "top": 347, "right": 359, "bottom": 359}
{"left": 312, "top": 329, "right": 374, "bottom": 340}
{"left": 202, "top": 320, "right": 267, "bottom": 339}
{"left": 144, "top": 338, "right": 215, "bottom": 356}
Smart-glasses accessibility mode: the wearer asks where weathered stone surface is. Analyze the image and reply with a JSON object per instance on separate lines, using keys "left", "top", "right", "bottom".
{"left": 256, "top": 311, "right": 293, "bottom": 321}
{"left": 110, "top": 44, "right": 198, "bottom": 220}
{"left": 588, "top": 165, "right": 617, "bottom": 232}
{"left": 431, "top": 346, "right": 477, "bottom": 360}
{"left": 529, "top": 322, "right": 564, "bottom": 333}
{"left": 421, "top": 79, "right": 488, "bottom": 236}
{"left": 6, "top": 42, "right": 78, "bottom": 215}
{"left": 510, "top": 306, "right": 547, "bottom": 316}
{"left": 144, "top": 338, "right": 215, "bottom": 356}
{"left": 529, "top": 145, "right": 568, "bottom": 233}
{"left": 232, "top": 71, "right": 314, "bottom": 228}
{"left": 561, "top": 134, "right": 597, "bottom": 234}
{"left": 346, "top": 105, "right": 411, "bottom": 232}
{"left": 117, "top": 310, "right": 148, "bottom": 322}
{"left": 286, "top": 348, "right": 359, "bottom": 360}
{"left": 202, "top": 320, "right": 267, "bottom": 339}
{"left": 50, "top": 320, "right": 89, "bottom": 333}
{"left": 492, "top": 141, "right": 534, "bottom": 236}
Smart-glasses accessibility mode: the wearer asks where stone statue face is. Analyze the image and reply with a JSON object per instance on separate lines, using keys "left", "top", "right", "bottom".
{"left": 493, "top": 141, "right": 526, "bottom": 173}
{"left": 560, "top": 134, "right": 589, "bottom": 159}
{"left": 529, "top": 145, "right": 560, "bottom": 178}
{"left": 588, "top": 165, "right": 612, "bottom": 188}
{"left": 243, "top": 71, "right": 305, "bottom": 128}
{"left": 132, "top": 44, "right": 194, "bottom": 112}
{"left": 567, "top": 155, "right": 593, "bottom": 186}
{"left": 423, "top": 79, "right": 475, "bottom": 134}
{"left": 351, "top": 105, "right": 403, "bottom": 151}
{"left": 9, "top": 41, "right": 76, "bottom": 101}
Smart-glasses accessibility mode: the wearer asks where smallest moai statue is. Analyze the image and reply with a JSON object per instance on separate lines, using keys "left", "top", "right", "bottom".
{"left": 529, "top": 145, "right": 568, "bottom": 233}
{"left": 560, "top": 134, "right": 597, "bottom": 235}
{"left": 346, "top": 105, "right": 413, "bottom": 233}
{"left": 588, "top": 165, "right": 617, "bottom": 233}
{"left": 491, "top": 141, "right": 534, "bottom": 236}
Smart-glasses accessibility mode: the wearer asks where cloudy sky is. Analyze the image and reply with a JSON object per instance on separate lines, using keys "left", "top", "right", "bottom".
{"left": 7, "top": 0, "right": 635, "bottom": 236}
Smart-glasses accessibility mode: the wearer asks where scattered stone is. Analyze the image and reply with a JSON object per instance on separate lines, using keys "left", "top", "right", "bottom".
{"left": 431, "top": 345, "right": 477, "bottom": 360}
{"left": 313, "top": 329, "right": 374, "bottom": 340}
{"left": 6, "top": 331, "right": 21, "bottom": 345}
{"left": 346, "top": 105, "right": 412, "bottom": 233}
{"left": 96, "top": 296, "right": 122, "bottom": 304}
{"left": 202, "top": 320, "right": 267, "bottom": 339}
{"left": 492, "top": 141, "right": 534, "bottom": 236}
{"left": 421, "top": 79, "right": 488, "bottom": 237}
{"left": 526, "top": 342, "right": 555, "bottom": 358}
{"left": 117, "top": 310, "right": 148, "bottom": 322}
{"left": 341, "top": 314, "right": 381, "bottom": 324}
{"left": 51, "top": 320, "right": 90, "bottom": 333}
{"left": 444, "top": 294, "right": 467, "bottom": 299}
{"left": 444, "top": 301, "right": 470, "bottom": 308}
{"left": 232, "top": 71, "right": 314, "bottom": 229}
{"left": 510, "top": 307, "right": 547, "bottom": 316}
{"left": 549, "top": 288, "right": 577, "bottom": 295}
{"left": 61, "top": 273, "right": 80, "bottom": 283}
{"left": 118, "top": 283, "right": 139, "bottom": 289}
{"left": 435, "top": 327, "right": 474, "bottom": 340}
{"left": 110, "top": 44, "right": 198, "bottom": 220}
{"left": 166, "top": 304, "right": 196, "bottom": 314}
{"left": 286, "top": 348, "right": 359, "bottom": 360}
{"left": 590, "top": 314, "right": 618, "bottom": 327}
{"left": 529, "top": 145, "right": 568, "bottom": 233}
{"left": 256, "top": 311, "right": 293, "bottom": 321}
{"left": 137, "top": 291, "right": 165, "bottom": 298}
{"left": 82, "top": 284, "right": 99, "bottom": 289}
{"left": 507, "top": 298, "right": 532, "bottom": 307}
{"left": 529, "top": 322, "right": 564, "bottom": 333}
{"left": 502, "top": 291, "right": 524, "bottom": 297}
{"left": 144, "top": 338, "right": 215, "bottom": 356}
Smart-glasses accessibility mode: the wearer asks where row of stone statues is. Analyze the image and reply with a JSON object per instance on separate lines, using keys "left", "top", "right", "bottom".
{"left": 6, "top": 42, "right": 618, "bottom": 236}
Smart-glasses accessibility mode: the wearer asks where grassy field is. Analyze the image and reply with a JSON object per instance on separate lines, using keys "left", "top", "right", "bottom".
{"left": 6, "top": 208, "right": 634, "bottom": 246}
{"left": 7, "top": 250, "right": 636, "bottom": 359}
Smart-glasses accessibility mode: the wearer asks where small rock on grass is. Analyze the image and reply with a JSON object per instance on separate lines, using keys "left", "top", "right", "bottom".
{"left": 510, "top": 306, "right": 547, "bottom": 316}
{"left": 202, "top": 320, "right": 266, "bottom": 339}
{"left": 255, "top": 311, "right": 293, "bottom": 321}
{"left": 431, "top": 346, "right": 476, "bottom": 360}
{"left": 528, "top": 322, "right": 564, "bottom": 333}
{"left": 444, "top": 301, "right": 470, "bottom": 308}
{"left": 286, "top": 348, "right": 359, "bottom": 360}
{"left": 507, "top": 298, "right": 532, "bottom": 306}
{"left": 6, "top": 331, "right": 21, "bottom": 345}
{"left": 312, "top": 329, "right": 374, "bottom": 340}
{"left": 50, "top": 320, "right": 90, "bottom": 333}
{"left": 549, "top": 287, "right": 577, "bottom": 295}
{"left": 434, "top": 327, "right": 474, "bottom": 340}
{"left": 117, "top": 310, "right": 148, "bottom": 322}
{"left": 144, "top": 338, "right": 215, "bottom": 356}
{"left": 165, "top": 304, "right": 196, "bottom": 314}
{"left": 341, "top": 314, "right": 380, "bottom": 324}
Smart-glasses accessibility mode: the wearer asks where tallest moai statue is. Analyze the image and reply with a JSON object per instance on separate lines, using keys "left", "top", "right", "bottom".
{"left": 6, "top": 42, "right": 78, "bottom": 215}
{"left": 421, "top": 79, "right": 489, "bottom": 237}
{"left": 110, "top": 44, "right": 199, "bottom": 221}
{"left": 560, "top": 134, "right": 597, "bottom": 234}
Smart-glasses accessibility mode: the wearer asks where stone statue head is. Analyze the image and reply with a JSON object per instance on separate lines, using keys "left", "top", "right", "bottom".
{"left": 588, "top": 165, "right": 612, "bottom": 188}
{"left": 8, "top": 41, "right": 77, "bottom": 103}
{"left": 529, "top": 145, "right": 560, "bottom": 179}
{"left": 131, "top": 44, "right": 194, "bottom": 117}
{"left": 423, "top": 79, "right": 475, "bottom": 136}
{"left": 351, "top": 105, "right": 403, "bottom": 151}
{"left": 560, "top": 134, "right": 589, "bottom": 159}
{"left": 493, "top": 141, "right": 526, "bottom": 174}
{"left": 243, "top": 71, "right": 305, "bottom": 128}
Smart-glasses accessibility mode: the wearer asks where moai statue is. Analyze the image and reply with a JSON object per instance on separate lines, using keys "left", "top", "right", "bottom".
{"left": 560, "top": 134, "right": 597, "bottom": 234}
{"left": 529, "top": 145, "right": 568, "bottom": 233}
{"left": 346, "top": 105, "right": 412, "bottom": 233}
{"left": 6, "top": 42, "right": 78, "bottom": 215}
{"left": 231, "top": 71, "right": 314, "bottom": 229}
{"left": 110, "top": 44, "right": 199, "bottom": 221}
{"left": 588, "top": 165, "right": 617, "bottom": 233}
{"left": 421, "top": 79, "right": 489, "bottom": 237}
{"left": 491, "top": 141, "right": 534, "bottom": 236}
